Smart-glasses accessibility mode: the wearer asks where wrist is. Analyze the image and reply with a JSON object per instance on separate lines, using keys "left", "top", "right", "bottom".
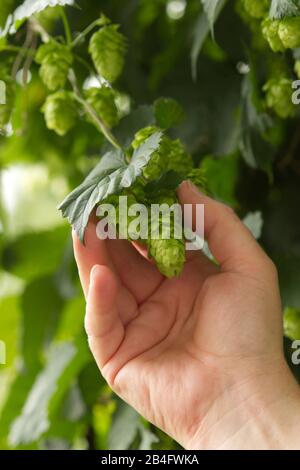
{"left": 185, "top": 359, "right": 300, "bottom": 450}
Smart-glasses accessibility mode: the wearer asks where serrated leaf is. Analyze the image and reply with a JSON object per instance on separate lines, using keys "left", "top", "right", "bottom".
{"left": 269, "top": 0, "right": 300, "bottom": 19}
{"left": 9, "top": 339, "right": 91, "bottom": 446}
{"left": 0, "top": 0, "right": 74, "bottom": 37}
{"left": 58, "top": 132, "right": 162, "bottom": 242}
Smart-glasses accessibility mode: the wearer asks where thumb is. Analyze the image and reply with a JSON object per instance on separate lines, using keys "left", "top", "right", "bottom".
{"left": 177, "top": 181, "right": 275, "bottom": 276}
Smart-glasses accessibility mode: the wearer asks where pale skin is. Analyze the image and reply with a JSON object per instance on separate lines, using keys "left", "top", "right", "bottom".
{"left": 73, "top": 181, "right": 300, "bottom": 450}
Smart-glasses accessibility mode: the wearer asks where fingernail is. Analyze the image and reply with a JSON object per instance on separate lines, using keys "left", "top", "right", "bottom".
{"left": 179, "top": 180, "right": 204, "bottom": 196}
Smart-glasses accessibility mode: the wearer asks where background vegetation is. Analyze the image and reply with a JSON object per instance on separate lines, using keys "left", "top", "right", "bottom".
{"left": 0, "top": 0, "right": 300, "bottom": 450}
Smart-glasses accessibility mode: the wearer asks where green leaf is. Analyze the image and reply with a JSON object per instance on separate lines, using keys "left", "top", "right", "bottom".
{"left": 153, "top": 97, "right": 185, "bottom": 129}
{"left": 21, "top": 276, "right": 64, "bottom": 370}
{"left": 9, "top": 339, "right": 91, "bottom": 446}
{"left": 1, "top": 226, "right": 69, "bottom": 281}
{"left": 108, "top": 401, "right": 140, "bottom": 450}
{"left": 58, "top": 132, "right": 162, "bottom": 242}
{"left": 0, "top": 0, "right": 74, "bottom": 37}
{"left": 191, "top": 1, "right": 226, "bottom": 80}
{"left": 269, "top": 0, "right": 300, "bottom": 19}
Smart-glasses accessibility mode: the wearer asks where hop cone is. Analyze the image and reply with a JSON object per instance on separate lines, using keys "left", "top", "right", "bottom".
{"left": 85, "top": 86, "right": 119, "bottom": 128}
{"left": 132, "top": 126, "right": 193, "bottom": 181}
{"left": 89, "top": 25, "right": 127, "bottom": 83}
{"left": 35, "top": 41, "right": 73, "bottom": 91}
{"left": 262, "top": 18, "right": 285, "bottom": 52}
{"left": 242, "top": 0, "right": 269, "bottom": 19}
{"left": 278, "top": 17, "right": 300, "bottom": 50}
{"left": 42, "top": 91, "right": 78, "bottom": 136}
{"left": 263, "top": 78, "right": 296, "bottom": 119}
{"left": 284, "top": 307, "right": 300, "bottom": 341}
{"left": 187, "top": 168, "right": 207, "bottom": 192}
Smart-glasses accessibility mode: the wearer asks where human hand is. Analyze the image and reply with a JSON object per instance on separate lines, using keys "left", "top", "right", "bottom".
{"left": 73, "top": 180, "right": 300, "bottom": 450}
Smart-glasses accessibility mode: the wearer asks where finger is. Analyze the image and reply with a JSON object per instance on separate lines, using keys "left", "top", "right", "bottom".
{"left": 177, "top": 181, "right": 273, "bottom": 275}
{"left": 72, "top": 220, "right": 112, "bottom": 299}
{"left": 85, "top": 265, "right": 125, "bottom": 369}
{"left": 107, "top": 239, "right": 163, "bottom": 303}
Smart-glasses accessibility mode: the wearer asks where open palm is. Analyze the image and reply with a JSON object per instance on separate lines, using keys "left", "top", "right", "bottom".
{"left": 73, "top": 181, "right": 286, "bottom": 449}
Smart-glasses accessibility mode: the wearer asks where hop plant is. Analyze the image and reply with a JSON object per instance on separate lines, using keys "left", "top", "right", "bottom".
{"left": 241, "top": 0, "right": 270, "bottom": 19}
{"left": 85, "top": 86, "right": 119, "bottom": 128}
{"left": 132, "top": 126, "right": 193, "bottom": 181}
{"left": 261, "top": 18, "right": 285, "bottom": 52}
{"left": 147, "top": 195, "right": 185, "bottom": 278}
{"left": 35, "top": 41, "right": 73, "bottom": 91}
{"left": 278, "top": 17, "right": 300, "bottom": 50}
{"left": 42, "top": 91, "right": 78, "bottom": 136}
{"left": 263, "top": 78, "right": 296, "bottom": 119}
{"left": 89, "top": 24, "right": 127, "bottom": 83}
{"left": 187, "top": 168, "right": 207, "bottom": 192}
{"left": 284, "top": 307, "right": 300, "bottom": 341}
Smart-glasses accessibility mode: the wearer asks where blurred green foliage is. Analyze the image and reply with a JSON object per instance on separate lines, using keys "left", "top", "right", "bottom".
{"left": 0, "top": 0, "right": 300, "bottom": 450}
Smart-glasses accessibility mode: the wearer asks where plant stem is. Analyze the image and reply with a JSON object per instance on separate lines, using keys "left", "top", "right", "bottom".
{"left": 0, "top": 45, "right": 36, "bottom": 55}
{"left": 72, "top": 17, "right": 107, "bottom": 47}
{"left": 68, "top": 69, "right": 121, "bottom": 150}
{"left": 60, "top": 7, "right": 72, "bottom": 46}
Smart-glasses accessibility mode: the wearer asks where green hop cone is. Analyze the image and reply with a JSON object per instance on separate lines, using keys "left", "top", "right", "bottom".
{"left": 0, "top": 78, "right": 15, "bottom": 128}
{"left": 85, "top": 86, "right": 119, "bottom": 128}
{"left": 42, "top": 91, "right": 78, "bottom": 136}
{"left": 148, "top": 237, "right": 185, "bottom": 278}
{"left": 261, "top": 18, "right": 285, "bottom": 52}
{"left": 187, "top": 168, "right": 207, "bottom": 193}
{"left": 147, "top": 194, "right": 185, "bottom": 278}
{"left": 89, "top": 24, "right": 127, "bottom": 83}
{"left": 242, "top": 0, "right": 270, "bottom": 19}
{"left": 132, "top": 126, "right": 193, "bottom": 181}
{"left": 263, "top": 78, "right": 296, "bottom": 119}
{"left": 284, "top": 307, "right": 300, "bottom": 341}
{"left": 278, "top": 17, "right": 300, "bottom": 50}
{"left": 35, "top": 41, "right": 73, "bottom": 91}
